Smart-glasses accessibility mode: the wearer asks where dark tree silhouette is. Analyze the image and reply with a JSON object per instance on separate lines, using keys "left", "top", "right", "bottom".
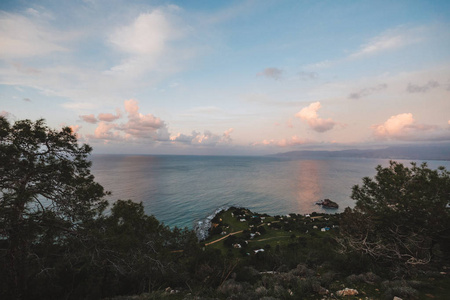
{"left": 338, "top": 161, "right": 450, "bottom": 273}
{"left": 0, "top": 117, "right": 107, "bottom": 299}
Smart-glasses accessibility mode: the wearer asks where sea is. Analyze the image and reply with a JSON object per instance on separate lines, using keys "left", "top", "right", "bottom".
{"left": 90, "top": 155, "right": 450, "bottom": 232}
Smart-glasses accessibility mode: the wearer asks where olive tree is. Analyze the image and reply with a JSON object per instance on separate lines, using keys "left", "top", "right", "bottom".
{"left": 0, "top": 117, "right": 107, "bottom": 298}
{"left": 338, "top": 161, "right": 450, "bottom": 271}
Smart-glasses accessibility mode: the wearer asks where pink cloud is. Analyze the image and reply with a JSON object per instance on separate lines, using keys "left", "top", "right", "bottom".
{"left": 80, "top": 114, "right": 98, "bottom": 124}
{"left": 0, "top": 110, "right": 10, "bottom": 118}
{"left": 124, "top": 99, "right": 140, "bottom": 115}
{"left": 93, "top": 121, "right": 119, "bottom": 140}
{"left": 295, "top": 102, "right": 337, "bottom": 132}
{"left": 372, "top": 113, "right": 414, "bottom": 137}
{"left": 222, "top": 128, "right": 234, "bottom": 142}
{"left": 372, "top": 113, "right": 437, "bottom": 140}
{"left": 122, "top": 99, "right": 165, "bottom": 139}
{"left": 68, "top": 125, "right": 81, "bottom": 139}
{"left": 98, "top": 108, "right": 122, "bottom": 122}
{"left": 287, "top": 118, "right": 294, "bottom": 128}
{"left": 82, "top": 100, "right": 234, "bottom": 146}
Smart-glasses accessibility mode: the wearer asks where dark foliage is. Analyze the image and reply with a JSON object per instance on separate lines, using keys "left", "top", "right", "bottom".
{"left": 0, "top": 118, "right": 200, "bottom": 299}
{"left": 338, "top": 161, "right": 450, "bottom": 274}
{"left": 2, "top": 118, "right": 449, "bottom": 299}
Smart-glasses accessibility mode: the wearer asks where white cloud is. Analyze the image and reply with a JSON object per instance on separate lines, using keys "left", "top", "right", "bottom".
{"left": 305, "top": 26, "right": 427, "bottom": 70}
{"left": 0, "top": 5, "right": 196, "bottom": 109}
{"left": 0, "top": 12, "right": 68, "bottom": 59}
{"left": 349, "top": 26, "right": 422, "bottom": 59}
{"left": 170, "top": 128, "right": 234, "bottom": 145}
{"left": 12, "top": 62, "right": 40, "bottom": 75}
{"left": 106, "top": 8, "right": 187, "bottom": 78}
{"left": 295, "top": 102, "right": 337, "bottom": 133}
{"left": 109, "top": 10, "right": 175, "bottom": 56}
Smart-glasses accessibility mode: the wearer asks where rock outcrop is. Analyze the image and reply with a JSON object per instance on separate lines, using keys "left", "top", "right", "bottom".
{"left": 336, "top": 288, "right": 358, "bottom": 296}
{"left": 316, "top": 198, "right": 339, "bottom": 209}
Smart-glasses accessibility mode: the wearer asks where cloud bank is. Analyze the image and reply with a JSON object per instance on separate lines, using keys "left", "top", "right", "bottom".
{"left": 80, "top": 99, "right": 233, "bottom": 147}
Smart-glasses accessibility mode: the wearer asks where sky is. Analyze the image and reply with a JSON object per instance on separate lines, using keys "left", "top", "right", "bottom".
{"left": 1, "top": 0, "right": 450, "bottom": 155}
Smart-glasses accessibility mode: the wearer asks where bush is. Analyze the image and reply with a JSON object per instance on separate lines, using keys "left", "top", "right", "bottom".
{"left": 382, "top": 280, "right": 419, "bottom": 300}
{"left": 217, "top": 279, "right": 244, "bottom": 296}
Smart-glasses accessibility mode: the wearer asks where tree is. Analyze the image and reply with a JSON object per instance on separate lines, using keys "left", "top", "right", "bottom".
{"left": 338, "top": 161, "right": 450, "bottom": 273}
{"left": 0, "top": 117, "right": 108, "bottom": 299}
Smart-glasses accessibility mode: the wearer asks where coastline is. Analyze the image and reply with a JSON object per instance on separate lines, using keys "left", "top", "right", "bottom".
{"left": 194, "top": 205, "right": 231, "bottom": 240}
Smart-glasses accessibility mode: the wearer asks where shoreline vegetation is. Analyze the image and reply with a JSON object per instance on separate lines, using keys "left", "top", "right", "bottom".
{"left": 188, "top": 206, "right": 449, "bottom": 300}
{"left": 1, "top": 118, "right": 450, "bottom": 300}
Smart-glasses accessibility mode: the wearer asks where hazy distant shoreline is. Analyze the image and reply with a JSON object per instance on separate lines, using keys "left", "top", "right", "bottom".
{"left": 272, "top": 143, "right": 450, "bottom": 161}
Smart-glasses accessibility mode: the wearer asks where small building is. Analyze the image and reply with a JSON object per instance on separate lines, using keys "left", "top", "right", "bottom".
{"left": 254, "top": 249, "right": 265, "bottom": 254}
{"left": 233, "top": 243, "right": 242, "bottom": 249}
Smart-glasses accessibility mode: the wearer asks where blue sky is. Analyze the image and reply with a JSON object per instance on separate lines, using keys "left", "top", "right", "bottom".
{"left": 1, "top": 0, "right": 449, "bottom": 155}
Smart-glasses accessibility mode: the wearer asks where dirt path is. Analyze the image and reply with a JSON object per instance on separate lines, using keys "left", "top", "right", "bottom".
{"left": 248, "top": 236, "right": 290, "bottom": 243}
{"left": 204, "top": 230, "right": 244, "bottom": 246}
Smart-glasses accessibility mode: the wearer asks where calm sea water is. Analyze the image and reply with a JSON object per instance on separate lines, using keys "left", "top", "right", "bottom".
{"left": 90, "top": 155, "right": 450, "bottom": 229}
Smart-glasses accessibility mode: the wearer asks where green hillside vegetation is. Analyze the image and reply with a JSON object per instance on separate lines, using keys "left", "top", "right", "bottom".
{"left": 1, "top": 118, "right": 450, "bottom": 300}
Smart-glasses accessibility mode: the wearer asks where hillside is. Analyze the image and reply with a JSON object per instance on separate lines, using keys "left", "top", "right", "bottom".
{"left": 272, "top": 143, "right": 450, "bottom": 161}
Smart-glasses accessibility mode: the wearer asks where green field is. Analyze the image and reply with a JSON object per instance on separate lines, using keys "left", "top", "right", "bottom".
{"left": 203, "top": 207, "right": 339, "bottom": 256}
